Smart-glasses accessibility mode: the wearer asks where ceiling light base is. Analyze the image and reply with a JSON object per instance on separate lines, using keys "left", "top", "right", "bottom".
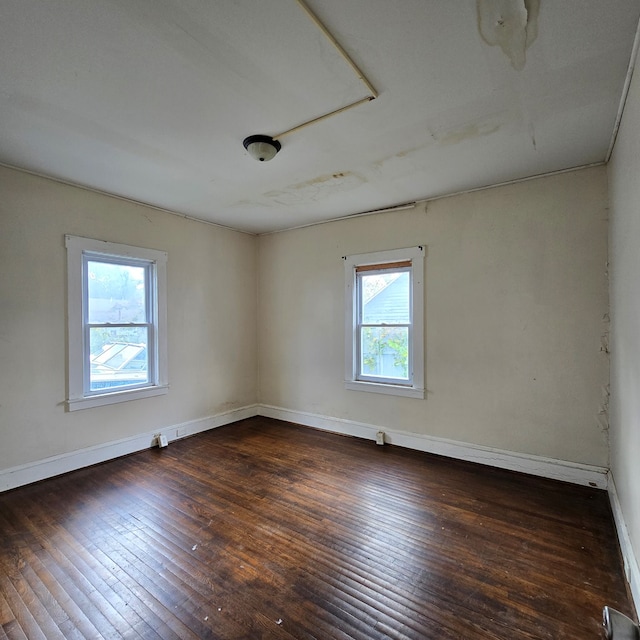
{"left": 243, "top": 135, "right": 281, "bottom": 162}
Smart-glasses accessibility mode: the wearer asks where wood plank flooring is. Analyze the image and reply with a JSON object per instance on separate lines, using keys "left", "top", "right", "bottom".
{"left": 0, "top": 416, "right": 633, "bottom": 639}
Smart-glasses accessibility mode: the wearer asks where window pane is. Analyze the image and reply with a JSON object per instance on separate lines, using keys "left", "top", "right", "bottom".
{"left": 361, "top": 271, "right": 410, "bottom": 324}
{"left": 89, "top": 326, "right": 149, "bottom": 391}
{"left": 87, "top": 261, "right": 147, "bottom": 323}
{"left": 360, "top": 326, "right": 409, "bottom": 380}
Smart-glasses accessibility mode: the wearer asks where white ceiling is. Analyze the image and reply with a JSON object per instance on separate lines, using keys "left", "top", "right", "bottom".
{"left": 1, "top": 0, "right": 639, "bottom": 234}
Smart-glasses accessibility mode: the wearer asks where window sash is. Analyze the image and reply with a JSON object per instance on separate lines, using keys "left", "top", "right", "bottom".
{"left": 83, "top": 322, "right": 155, "bottom": 395}
{"left": 355, "top": 265, "right": 413, "bottom": 385}
{"left": 355, "top": 260, "right": 412, "bottom": 272}
{"left": 83, "top": 252, "right": 153, "bottom": 322}
{"left": 81, "top": 252, "right": 158, "bottom": 396}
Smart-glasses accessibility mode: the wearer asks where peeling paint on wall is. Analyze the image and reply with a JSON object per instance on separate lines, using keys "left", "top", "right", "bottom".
{"left": 597, "top": 384, "right": 610, "bottom": 435}
{"left": 601, "top": 311, "right": 610, "bottom": 355}
{"left": 598, "top": 311, "right": 610, "bottom": 440}
{"left": 477, "top": 0, "right": 540, "bottom": 70}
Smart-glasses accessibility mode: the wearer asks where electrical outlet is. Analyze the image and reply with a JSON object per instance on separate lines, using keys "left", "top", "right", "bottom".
{"left": 376, "top": 431, "right": 385, "bottom": 446}
{"left": 158, "top": 434, "right": 168, "bottom": 448}
{"left": 177, "top": 427, "right": 186, "bottom": 438}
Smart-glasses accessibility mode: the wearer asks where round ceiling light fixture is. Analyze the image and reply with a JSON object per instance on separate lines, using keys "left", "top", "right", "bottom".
{"left": 243, "top": 134, "right": 281, "bottom": 162}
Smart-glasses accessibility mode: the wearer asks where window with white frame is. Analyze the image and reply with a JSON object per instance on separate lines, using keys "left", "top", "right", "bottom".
{"left": 344, "top": 246, "right": 425, "bottom": 398}
{"left": 65, "top": 236, "right": 168, "bottom": 411}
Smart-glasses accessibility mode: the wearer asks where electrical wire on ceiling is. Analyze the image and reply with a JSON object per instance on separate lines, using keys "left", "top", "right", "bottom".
{"left": 243, "top": 0, "right": 378, "bottom": 161}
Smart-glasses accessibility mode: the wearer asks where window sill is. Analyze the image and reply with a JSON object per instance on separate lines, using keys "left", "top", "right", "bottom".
{"left": 344, "top": 380, "right": 425, "bottom": 399}
{"left": 67, "top": 385, "right": 169, "bottom": 411}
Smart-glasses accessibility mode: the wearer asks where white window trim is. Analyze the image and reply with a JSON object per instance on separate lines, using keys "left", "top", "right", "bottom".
{"left": 65, "top": 235, "right": 169, "bottom": 411}
{"left": 344, "top": 246, "right": 425, "bottom": 399}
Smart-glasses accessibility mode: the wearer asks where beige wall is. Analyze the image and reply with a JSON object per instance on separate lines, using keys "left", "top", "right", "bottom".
{"left": 258, "top": 166, "right": 610, "bottom": 465}
{"left": 609, "top": 51, "right": 640, "bottom": 589}
{"left": 0, "top": 159, "right": 611, "bottom": 474}
{"left": 0, "top": 166, "right": 257, "bottom": 470}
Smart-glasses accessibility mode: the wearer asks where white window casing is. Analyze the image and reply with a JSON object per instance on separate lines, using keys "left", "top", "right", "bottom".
{"left": 344, "top": 246, "right": 425, "bottom": 399}
{"left": 66, "top": 235, "right": 168, "bottom": 411}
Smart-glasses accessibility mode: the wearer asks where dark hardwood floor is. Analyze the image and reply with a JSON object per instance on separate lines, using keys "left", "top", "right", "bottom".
{"left": 0, "top": 417, "right": 633, "bottom": 639}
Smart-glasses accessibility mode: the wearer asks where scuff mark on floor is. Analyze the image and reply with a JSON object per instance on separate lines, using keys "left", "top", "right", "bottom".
{"left": 477, "top": 0, "right": 540, "bottom": 70}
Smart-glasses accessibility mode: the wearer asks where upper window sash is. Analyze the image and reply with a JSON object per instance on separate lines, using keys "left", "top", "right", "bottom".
{"left": 82, "top": 252, "right": 154, "bottom": 323}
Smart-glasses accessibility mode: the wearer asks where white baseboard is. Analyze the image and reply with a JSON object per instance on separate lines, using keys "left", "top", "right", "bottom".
{"left": 258, "top": 404, "right": 609, "bottom": 489}
{"left": 0, "top": 403, "right": 609, "bottom": 493}
{"left": 0, "top": 404, "right": 259, "bottom": 492}
{"left": 608, "top": 471, "right": 640, "bottom": 614}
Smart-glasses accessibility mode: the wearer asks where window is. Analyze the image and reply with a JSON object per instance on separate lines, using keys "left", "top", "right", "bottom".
{"left": 344, "top": 246, "right": 424, "bottom": 398}
{"left": 66, "top": 236, "right": 168, "bottom": 410}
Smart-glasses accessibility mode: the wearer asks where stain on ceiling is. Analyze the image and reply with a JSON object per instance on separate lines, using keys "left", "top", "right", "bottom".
{"left": 1, "top": 0, "right": 639, "bottom": 233}
{"left": 477, "top": 0, "right": 540, "bottom": 71}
